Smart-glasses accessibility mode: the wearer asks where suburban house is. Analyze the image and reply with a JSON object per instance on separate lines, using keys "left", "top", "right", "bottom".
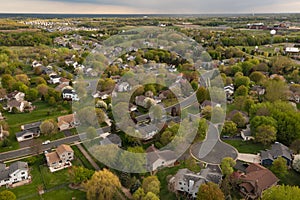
{"left": 200, "top": 100, "right": 221, "bottom": 110}
{"left": 227, "top": 110, "right": 249, "bottom": 121}
{"left": 49, "top": 74, "right": 61, "bottom": 84}
{"left": 136, "top": 123, "right": 163, "bottom": 141}
{"left": 16, "top": 121, "right": 41, "bottom": 142}
{"left": 224, "top": 84, "right": 234, "bottom": 96}
{"left": 233, "top": 163, "right": 278, "bottom": 199}
{"left": 100, "top": 134, "right": 122, "bottom": 147}
{"left": 62, "top": 88, "right": 79, "bottom": 101}
{"left": 0, "top": 161, "right": 30, "bottom": 187}
{"left": 6, "top": 91, "right": 33, "bottom": 113}
{"left": 260, "top": 142, "right": 293, "bottom": 166}
{"left": 241, "top": 125, "right": 254, "bottom": 141}
{"left": 169, "top": 165, "right": 223, "bottom": 198}
{"left": 45, "top": 144, "right": 74, "bottom": 172}
{"left": 116, "top": 82, "right": 131, "bottom": 92}
{"left": 146, "top": 145, "right": 177, "bottom": 172}
{"left": 57, "top": 114, "right": 79, "bottom": 131}
{"left": 250, "top": 85, "right": 266, "bottom": 96}
{"left": 135, "top": 95, "right": 156, "bottom": 109}
{"left": 7, "top": 91, "right": 25, "bottom": 102}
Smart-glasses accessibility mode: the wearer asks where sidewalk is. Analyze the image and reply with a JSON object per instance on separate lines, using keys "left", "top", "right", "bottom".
{"left": 76, "top": 143, "right": 132, "bottom": 199}
{"left": 238, "top": 153, "right": 261, "bottom": 163}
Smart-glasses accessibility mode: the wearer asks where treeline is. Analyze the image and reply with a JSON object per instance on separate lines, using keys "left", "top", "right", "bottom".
{"left": 0, "top": 31, "right": 55, "bottom": 46}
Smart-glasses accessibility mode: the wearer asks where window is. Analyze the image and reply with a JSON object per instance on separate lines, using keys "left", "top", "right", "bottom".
{"left": 68, "top": 153, "right": 71, "bottom": 155}
{"left": 21, "top": 172, "right": 25, "bottom": 175}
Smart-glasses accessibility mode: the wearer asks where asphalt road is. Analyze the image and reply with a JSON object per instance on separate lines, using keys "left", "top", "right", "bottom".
{"left": 0, "top": 126, "right": 111, "bottom": 162}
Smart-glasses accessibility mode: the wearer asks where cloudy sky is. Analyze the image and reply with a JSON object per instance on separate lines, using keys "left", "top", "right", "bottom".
{"left": 1, "top": 0, "right": 300, "bottom": 14}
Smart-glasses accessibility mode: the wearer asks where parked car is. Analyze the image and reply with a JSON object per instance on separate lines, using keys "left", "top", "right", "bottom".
{"left": 42, "top": 140, "right": 50, "bottom": 145}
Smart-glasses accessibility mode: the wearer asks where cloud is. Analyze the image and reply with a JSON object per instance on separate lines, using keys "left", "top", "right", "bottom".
{"left": 1, "top": 0, "right": 300, "bottom": 13}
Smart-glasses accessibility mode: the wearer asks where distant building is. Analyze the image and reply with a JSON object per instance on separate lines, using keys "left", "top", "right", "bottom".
{"left": 100, "top": 134, "right": 122, "bottom": 147}
{"left": 62, "top": 88, "right": 79, "bottom": 101}
{"left": 241, "top": 125, "right": 254, "bottom": 141}
{"left": 0, "top": 161, "right": 30, "bottom": 187}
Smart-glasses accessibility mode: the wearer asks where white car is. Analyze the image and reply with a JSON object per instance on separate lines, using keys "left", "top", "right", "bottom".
{"left": 42, "top": 140, "right": 50, "bottom": 145}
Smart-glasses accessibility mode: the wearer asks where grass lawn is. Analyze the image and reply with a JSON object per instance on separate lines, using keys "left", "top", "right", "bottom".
{"left": 156, "top": 162, "right": 192, "bottom": 200}
{"left": 39, "top": 165, "right": 70, "bottom": 189}
{"left": 280, "top": 169, "right": 300, "bottom": 187}
{"left": 0, "top": 155, "right": 87, "bottom": 200}
{"left": 41, "top": 186, "right": 86, "bottom": 200}
{"left": 72, "top": 145, "right": 95, "bottom": 170}
{"left": 223, "top": 139, "right": 267, "bottom": 154}
{"left": 0, "top": 101, "right": 72, "bottom": 152}
{"left": 6, "top": 101, "right": 71, "bottom": 131}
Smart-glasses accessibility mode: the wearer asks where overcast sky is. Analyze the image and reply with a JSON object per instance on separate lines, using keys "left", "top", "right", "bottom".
{"left": 1, "top": 0, "right": 300, "bottom": 14}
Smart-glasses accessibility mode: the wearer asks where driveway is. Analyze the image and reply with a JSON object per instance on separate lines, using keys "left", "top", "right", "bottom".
{"left": 238, "top": 153, "right": 261, "bottom": 163}
{"left": 190, "top": 124, "right": 238, "bottom": 165}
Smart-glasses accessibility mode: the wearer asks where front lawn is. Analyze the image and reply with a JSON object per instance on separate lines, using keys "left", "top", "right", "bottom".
{"left": 280, "top": 169, "right": 300, "bottom": 186}
{"left": 0, "top": 155, "right": 87, "bottom": 200}
{"left": 223, "top": 139, "right": 266, "bottom": 154}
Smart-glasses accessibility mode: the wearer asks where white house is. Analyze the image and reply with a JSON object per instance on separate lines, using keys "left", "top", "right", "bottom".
{"left": 62, "top": 89, "right": 79, "bottom": 101}
{"left": 0, "top": 161, "right": 29, "bottom": 187}
{"left": 49, "top": 75, "right": 61, "bottom": 84}
{"left": 146, "top": 145, "right": 177, "bottom": 172}
{"left": 45, "top": 144, "right": 74, "bottom": 172}
{"left": 117, "top": 82, "right": 131, "bottom": 92}
{"left": 170, "top": 165, "right": 222, "bottom": 198}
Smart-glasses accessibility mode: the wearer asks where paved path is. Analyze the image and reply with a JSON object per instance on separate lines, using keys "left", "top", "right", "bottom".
{"left": 238, "top": 153, "right": 261, "bottom": 163}
{"left": 76, "top": 143, "right": 132, "bottom": 199}
{"left": 190, "top": 123, "right": 238, "bottom": 165}
{"left": 76, "top": 143, "right": 100, "bottom": 170}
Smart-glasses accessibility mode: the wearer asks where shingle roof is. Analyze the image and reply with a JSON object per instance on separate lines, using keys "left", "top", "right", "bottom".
{"left": 46, "top": 152, "right": 61, "bottom": 164}
{"left": 56, "top": 144, "right": 73, "bottom": 156}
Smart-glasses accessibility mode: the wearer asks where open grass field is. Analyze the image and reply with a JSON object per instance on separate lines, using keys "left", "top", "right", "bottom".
{"left": 223, "top": 139, "right": 267, "bottom": 154}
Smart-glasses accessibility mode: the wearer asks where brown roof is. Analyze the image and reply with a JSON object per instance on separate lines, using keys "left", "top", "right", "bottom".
{"left": 56, "top": 144, "right": 73, "bottom": 156}
{"left": 239, "top": 163, "right": 278, "bottom": 197}
{"left": 46, "top": 152, "right": 60, "bottom": 164}
{"left": 7, "top": 100, "right": 22, "bottom": 108}
{"left": 57, "top": 114, "right": 75, "bottom": 127}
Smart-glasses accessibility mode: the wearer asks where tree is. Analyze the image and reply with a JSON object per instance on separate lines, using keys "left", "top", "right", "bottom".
{"left": 85, "top": 169, "right": 121, "bottom": 200}
{"left": 234, "top": 76, "right": 250, "bottom": 88}
{"left": 197, "top": 182, "right": 224, "bottom": 200}
{"left": 40, "top": 120, "right": 57, "bottom": 135}
{"left": 255, "top": 125, "right": 277, "bottom": 146}
{"left": 133, "top": 187, "right": 145, "bottom": 200}
{"left": 68, "top": 166, "right": 94, "bottom": 185}
{"left": 0, "top": 190, "right": 16, "bottom": 200}
{"left": 221, "top": 121, "right": 237, "bottom": 136}
{"left": 86, "top": 127, "right": 97, "bottom": 140}
{"left": 30, "top": 139, "right": 43, "bottom": 155}
{"left": 196, "top": 87, "right": 208, "bottom": 104}
{"left": 290, "top": 139, "right": 300, "bottom": 154}
{"left": 37, "top": 84, "right": 48, "bottom": 96}
{"left": 264, "top": 80, "right": 288, "bottom": 102}
{"left": 235, "top": 85, "right": 248, "bottom": 97}
{"left": 142, "top": 192, "right": 160, "bottom": 200}
{"left": 220, "top": 157, "right": 236, "bottom": 176}
{"left": 142, "top": 176, "right": 160, "bottom": 196}
{"left": 26, "top": 88, "right": 39, "bottom": 101}
{"left": 231, "top": 112, "right": 246, "bottom": 128}
{"left": 48, "top": 96, "right": 56, "bottom": 106}
{"left": 270, "top": 157, "right": 288, "bottom": 178}
{"left": 262, "top": 185, "right": 300, "bottom": 200}
{"left": 249, "top": 71, "right": 266, "bottom": 84}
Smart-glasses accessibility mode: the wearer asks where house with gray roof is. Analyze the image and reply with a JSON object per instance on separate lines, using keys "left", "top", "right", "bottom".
{"left": 16, "top": 121, "right": 41, "bottom": 142}
{"left": 146, "top": 145, "right": 177, "bottom": 172}
{"left": 170, "top": 165, "right": 222, "bottom": 198}
{"left": 0, "top": 161, "right": 29, "bottom": 187}
{"left": 100, "top": 134, "right": 122, "bottom": 147}
{"left": 260, "top": 142, "right": 293, "bottom": 166}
